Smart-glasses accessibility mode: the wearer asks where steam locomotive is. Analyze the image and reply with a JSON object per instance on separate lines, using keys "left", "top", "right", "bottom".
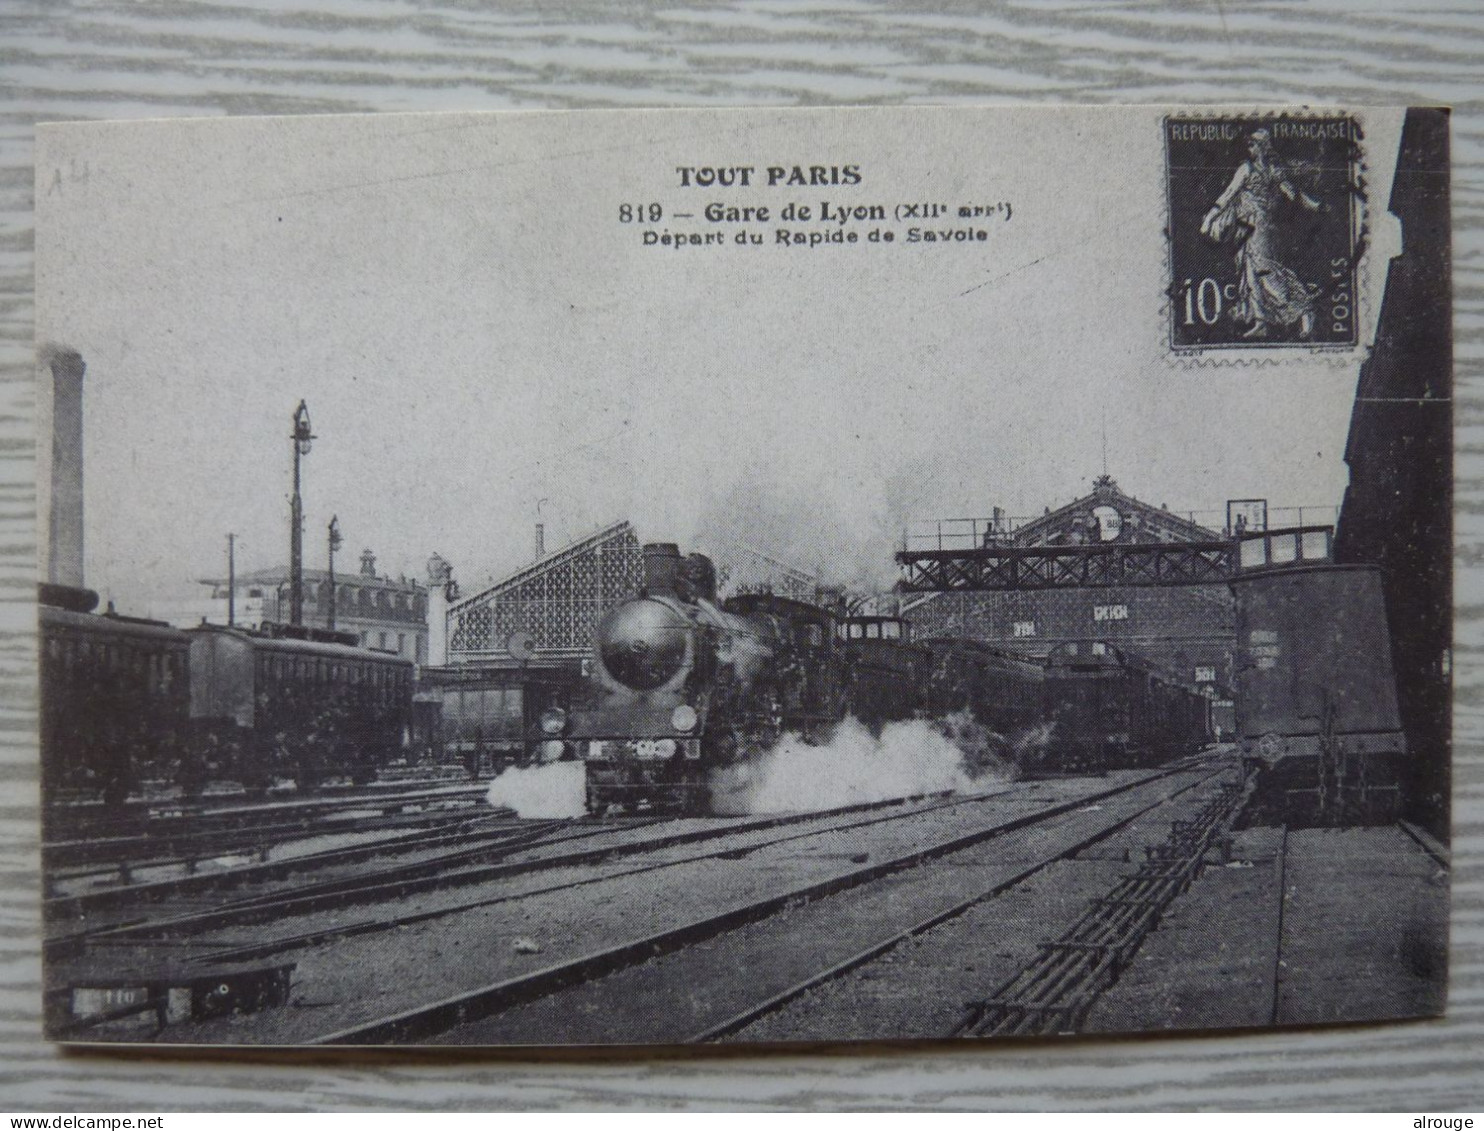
{"left": 40, "top": 584, "right": 413, "bottom": 803}
{"left": 559, "top": 543, "right": 1212, "bottom": 814}
{"left": 561, "top": 546, "right": 856, "bottom": 813}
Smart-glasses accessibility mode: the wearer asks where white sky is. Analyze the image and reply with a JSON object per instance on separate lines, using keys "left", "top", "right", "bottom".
{"left": 34, "top": 106, "right": 1404, "bottom": 612}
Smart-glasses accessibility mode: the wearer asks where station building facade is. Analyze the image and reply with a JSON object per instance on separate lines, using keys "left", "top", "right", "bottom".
{"left": 902, "top": 477, "right": 1238, "bottom": 692}
{"left": 439, "top": 520, "right": 645, "bottom": 670}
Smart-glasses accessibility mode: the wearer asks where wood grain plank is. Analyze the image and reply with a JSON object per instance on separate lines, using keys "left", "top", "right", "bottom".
{"left": 1, "top": 0, "right": 1481, "bottom": 1111}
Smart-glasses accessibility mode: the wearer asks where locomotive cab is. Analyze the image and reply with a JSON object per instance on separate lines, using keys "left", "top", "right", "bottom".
{"left": 838, "top": 615, "right": 910, "bottom": 643}
{"left": 836, "top": 614, "right": 927, "bottom": 729}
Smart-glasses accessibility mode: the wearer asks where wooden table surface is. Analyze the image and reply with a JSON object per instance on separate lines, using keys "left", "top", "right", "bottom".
{"left": 1, "top": 1, "right": 1480, "bottom": 1111}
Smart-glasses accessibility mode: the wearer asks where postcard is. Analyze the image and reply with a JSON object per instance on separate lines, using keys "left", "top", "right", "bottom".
{"left": 34, "top": 104, "right": 1450, "bottom": 1045}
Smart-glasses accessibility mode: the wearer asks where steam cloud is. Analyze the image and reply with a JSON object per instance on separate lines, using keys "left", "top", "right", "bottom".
{"left": 485, "top": 717, "right": 1051, "bottom": 820}
{"left": 708, "top": 715, "right": 1010, "bottom": 816}
{"left": 486, "top": 760, "right": 586, "bottom": 818}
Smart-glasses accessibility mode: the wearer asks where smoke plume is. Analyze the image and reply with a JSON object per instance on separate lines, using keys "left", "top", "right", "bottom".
{"left": 688, "top": 463, "right": 904, "bottom": 599}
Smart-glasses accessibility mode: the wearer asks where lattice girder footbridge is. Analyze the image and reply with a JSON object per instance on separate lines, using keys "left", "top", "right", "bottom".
{"left": 896, "top": 527, "right": 1333, "bottom": 593}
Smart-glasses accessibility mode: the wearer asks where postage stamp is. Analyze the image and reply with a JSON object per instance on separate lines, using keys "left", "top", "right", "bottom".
{"left": 1164, "top": 114, "right": 1363, "bottom": 351}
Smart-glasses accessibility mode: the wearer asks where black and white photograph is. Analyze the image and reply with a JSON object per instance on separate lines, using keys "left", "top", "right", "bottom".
{"left": 32, "top": 103, "right": 1450, "bottom": 1050}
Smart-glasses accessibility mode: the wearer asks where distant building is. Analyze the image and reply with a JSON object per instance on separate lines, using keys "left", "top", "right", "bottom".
{"left": 195, "top": 548, "right": 429, "bottom": 662}
{"left": 904, "top": 476, "right": 1241, "bottom": 690}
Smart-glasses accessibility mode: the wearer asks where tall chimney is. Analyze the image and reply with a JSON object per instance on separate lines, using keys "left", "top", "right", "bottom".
{"left": 37, "top": 347, "right": 86, "bottom": 588}
{"left": 534, "top": 523, "right": 545, "bottom": 560}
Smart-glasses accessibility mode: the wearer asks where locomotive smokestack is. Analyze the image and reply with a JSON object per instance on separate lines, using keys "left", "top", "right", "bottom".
{"left": 642, "top": 542, "right": 681, "bottom": 597}
{"left": 38, "top": 346, "right": 86, "bottom": 589}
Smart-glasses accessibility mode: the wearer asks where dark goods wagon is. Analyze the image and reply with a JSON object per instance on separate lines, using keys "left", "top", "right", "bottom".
{"left": 920, "top": 637, "right": 1045, "bottom": 774}
{"left": 1231, "top": 564, "right": 1406, "bottom": 826}
{"left": 188, "top": 626, "right": 413, "bottom": 793}
{"left": 1040, "top": 641, "right": 1210, "bottom": 775}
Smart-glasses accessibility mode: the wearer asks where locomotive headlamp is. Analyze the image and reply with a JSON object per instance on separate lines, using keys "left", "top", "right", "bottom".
{"left": 540, "top": 707, "right": 569, "bottom": 735}
{"left": 540, "top": 740, "right": 566, "bottom": 762}
{"left": 670, "top": 704, "right": 698, "bottom": 733}
{"left": 654, "top": 739, "right": 677, "bottom": 758}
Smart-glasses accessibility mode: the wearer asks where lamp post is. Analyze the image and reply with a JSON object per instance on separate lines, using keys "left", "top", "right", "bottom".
{"left": 289, "top": 400, "right": 315, "bottom": 627}
{"left": 327, "top": 515, "right": 342, "bottom": 631}
{"left": 226, "top": 533, "right": 236, "bottom": 627}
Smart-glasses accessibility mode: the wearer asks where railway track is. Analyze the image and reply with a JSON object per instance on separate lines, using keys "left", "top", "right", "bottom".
{"left": 53, "top": 754, "right": 1253, "bottom": 1044}
{"left": 50, "top": 775, "right": 487, "bottom": 823}
{"left": 44, "top": 782, "right": 497, "bottom": 873}
{"left": 44, "top": 812, "right": 565, "bottom": 928}
{"left": 60, "top": 754, "right": 1443, "bottom": 1048}
{"left": 44, "top": 814, "right": 622, "bottom": 955}
{"left": 49, "top": 786, "right": 1006, "bottom": 1036}
{"left": 47, "top": 791, "right": 963, "bottom": 964}
{"left": 163, "top": 757, "right": 1229, "bottom": 1046}
{"left": 45, "top": 808, "right": 516, "bottom": 896}
{"left": 402, "top": 761, "right": 1242, "bottom": 1047}
{"left": 949, "top": 770, "right": 1253, "bottom": 1038}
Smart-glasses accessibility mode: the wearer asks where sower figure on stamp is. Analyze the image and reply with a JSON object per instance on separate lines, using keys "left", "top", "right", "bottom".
{"left": 1200, "top": 128, "right": 1322, "bottom": 340}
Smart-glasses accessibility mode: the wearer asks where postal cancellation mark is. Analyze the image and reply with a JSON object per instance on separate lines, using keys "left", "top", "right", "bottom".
{"left": 1165, "top": 115, "right": 1362, "bottom": 351}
